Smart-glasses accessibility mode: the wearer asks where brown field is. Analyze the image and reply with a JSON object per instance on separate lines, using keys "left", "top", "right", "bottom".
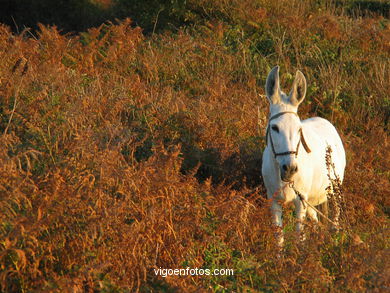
{"left": 0, "top": 0, "right": 389, "bottom": 291}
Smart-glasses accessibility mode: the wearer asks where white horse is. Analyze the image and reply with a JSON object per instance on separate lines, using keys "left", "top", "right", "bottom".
{"left": 261, "top": 66, "right": 346, "bottom": 246}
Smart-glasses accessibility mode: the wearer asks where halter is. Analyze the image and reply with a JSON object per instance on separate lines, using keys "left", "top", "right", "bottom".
{"left": 266, "top": 111, "right": 311, "bottom": 158}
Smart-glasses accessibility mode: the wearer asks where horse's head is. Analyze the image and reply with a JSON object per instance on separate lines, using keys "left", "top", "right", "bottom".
{"left": 264, "top": 66, "right": 310, "bottom": 182}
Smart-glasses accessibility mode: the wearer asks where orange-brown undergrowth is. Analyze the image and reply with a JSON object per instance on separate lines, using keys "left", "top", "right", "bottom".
{"left": 0, "top": 2, "right": 389, "bottom": 291}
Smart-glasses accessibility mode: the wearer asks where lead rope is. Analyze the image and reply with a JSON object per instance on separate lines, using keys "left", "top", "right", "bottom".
{"left": 289, "top": 181, "right": 339, "bottom": 227}
{"left": 289, "top": 145, "right": 348, "bottom": 230}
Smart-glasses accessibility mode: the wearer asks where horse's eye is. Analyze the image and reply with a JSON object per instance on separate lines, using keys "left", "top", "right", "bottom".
{"left": 271, "top": 125, "right": 279, "bottom": 133}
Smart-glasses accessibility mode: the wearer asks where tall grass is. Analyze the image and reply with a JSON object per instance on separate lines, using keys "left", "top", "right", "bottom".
{"left": 0, "top": 0, "right": 389, "bottom": 291}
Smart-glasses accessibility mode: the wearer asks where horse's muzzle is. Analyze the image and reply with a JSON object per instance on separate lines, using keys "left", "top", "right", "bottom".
{"left": 281, "top": 163, "right": 298, "bottom": 182}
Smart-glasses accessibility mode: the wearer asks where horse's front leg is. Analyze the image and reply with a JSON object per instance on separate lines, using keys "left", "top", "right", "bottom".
{"left": 271, "top": 200, "right": 284, "bottom": 247}
{"left": 294, "top": 197, "right": 307, "bottom": 240}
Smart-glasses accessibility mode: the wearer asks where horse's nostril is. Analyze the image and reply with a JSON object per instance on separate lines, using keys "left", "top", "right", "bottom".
{"left": 282, "top": 164, "right": 288, "bottom": 171}
{"left": 294, "top": 165, "right": 298, "bottom": 172}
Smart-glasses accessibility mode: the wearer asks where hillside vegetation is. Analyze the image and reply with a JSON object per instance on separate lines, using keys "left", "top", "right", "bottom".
{"left": 0, "top": 0, "right": 389, "bottom": 291}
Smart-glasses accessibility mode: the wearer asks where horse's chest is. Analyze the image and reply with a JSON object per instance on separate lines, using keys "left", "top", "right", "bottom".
{"left": 283, "top": 187, "right": 298, "bottom": 203}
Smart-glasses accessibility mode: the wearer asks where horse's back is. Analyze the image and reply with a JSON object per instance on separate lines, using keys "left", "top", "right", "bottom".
{"left": 302, "top": 117, "right": 338, "bottom": 136}
{"left": 303, "top": 117, "right": 342, "bottom": 145}
{"left": 302, "top": 117, "right": 346, "bottom": 180}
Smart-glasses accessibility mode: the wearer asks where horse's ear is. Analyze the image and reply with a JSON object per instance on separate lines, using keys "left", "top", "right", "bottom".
{"left": 265, "top": 66, "right": 281, "bottom": 104}
{"left": 289, "top": 70, "right": 307, "bottom": 106}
